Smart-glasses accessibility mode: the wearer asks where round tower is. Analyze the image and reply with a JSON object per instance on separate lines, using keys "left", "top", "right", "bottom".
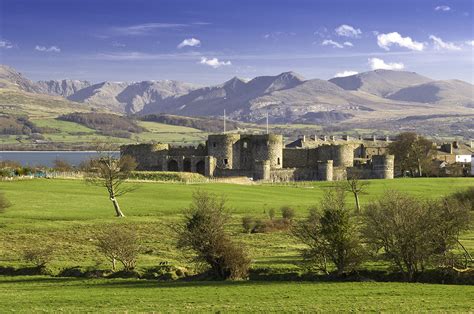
{"left": 372, "top": 155, "right": 395, "bottom": 179}
{"left": 207, "top": 134, "right": 240, "bottom": 169}
{"left": 317, "top": 160, "right": 333, "bottom": 181}
{"left": 251, "top": 134, "right": 283, "bottom": 169}
{"left": 333, "top": 144, "right": 354, "bottom": 167}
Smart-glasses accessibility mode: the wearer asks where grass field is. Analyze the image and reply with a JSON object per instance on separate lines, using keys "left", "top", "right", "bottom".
{"left": 0, "top": 177, "right": 473, "bottom": 311}
{"left": 0, "top": 118, "right": 208, "bottom": 146}
{"left": 1, "top": 276, "right": 473, "bottom": 312}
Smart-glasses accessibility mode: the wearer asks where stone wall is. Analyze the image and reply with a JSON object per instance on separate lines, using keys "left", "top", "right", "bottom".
{"left": 120, "top": 143, "right": 169, "bottom": 170}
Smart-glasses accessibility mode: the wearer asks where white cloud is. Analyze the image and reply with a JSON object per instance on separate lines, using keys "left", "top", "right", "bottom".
{"left": 177, "top": 38, "right": 201, "bottom": 49}
{"left": 199, "top": 57, "right": 231, "bottom": 68}
{"left": 377, "top": 32, "right": 424, "bottom": 51}
{"left": 112, "top": 23, "right": 187, "bottom": 35}
{"left": 335, "top": 24, "right": 362, "bottom": 38}
{"left": 0, "top": 40, "right": 13, "bottom": 49}
{"left": 368, "top": 57, "right": 405, "bottom": 70}
{"left": 429, "top": 35, "right": 461, "bottom": 51}
{"left": 466, "top": 40, "right": 474, "bottom": 46}
{"left": 35, "top": 45, "right": 61, "bottom": 52}
{"left": 112, "top": 42, "right": 126, "bottom": 47}
{"left": 434, "top": 5, "right": 451, "bottom": 11}
{"left": 343, "top": 41, "right": 353, "bottom": 47}
{"left": 263, "top": 31, "right": 296, "bottom": 40}
{"left": 322, "top": 39, "right": 343, "bottom": 48}
{"left": 334, "top": 70, "right": 358, "bottom": 78}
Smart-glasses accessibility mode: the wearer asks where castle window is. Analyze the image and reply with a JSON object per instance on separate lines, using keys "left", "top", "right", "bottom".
{"left": 243, "top": 142, "right": 248, "bottom": 149}
{"left": 213, "top": 142, "right": 217, "bottom": 148}
{"left": 277, "top": 157, "right": 281, "bottom": 165}
{"left": 224, "top": 159, "right": 228, "bottom": 165}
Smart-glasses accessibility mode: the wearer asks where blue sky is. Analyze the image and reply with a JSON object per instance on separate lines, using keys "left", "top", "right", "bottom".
{"left": 0, "top": 0, "right": 473, "bottom": 84}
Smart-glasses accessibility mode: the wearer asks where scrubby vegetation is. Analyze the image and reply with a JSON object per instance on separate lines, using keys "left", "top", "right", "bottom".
{"left": 129, "top": 171, "right": 207, "bottom": 183}
{"left": 140, "top": 113, "right": 241, "bottom": 133}
{"left": 175, "top": 190, "right": 250, "bottom": 280}
{"left": 0, "top": 114, "right": 56, "bottom": 136}
{"left": 58, "top": 112, "right": 144, "bottom": 138}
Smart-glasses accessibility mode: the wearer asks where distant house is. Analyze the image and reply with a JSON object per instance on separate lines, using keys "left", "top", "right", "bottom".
{"left": 436, "top": 141, "right": 473, "bottom": 164}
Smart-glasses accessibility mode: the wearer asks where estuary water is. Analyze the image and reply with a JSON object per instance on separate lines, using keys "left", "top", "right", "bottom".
{"left": 0, "top": 151, "right": 120, "bottom": 167}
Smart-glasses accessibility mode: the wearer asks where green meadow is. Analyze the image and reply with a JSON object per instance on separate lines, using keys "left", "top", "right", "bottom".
{"left": 0, "top": 177, "right": 473, "bottom": 311}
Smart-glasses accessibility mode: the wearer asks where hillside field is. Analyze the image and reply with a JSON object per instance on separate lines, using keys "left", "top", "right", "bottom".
{"left": 0, "top": 177, "right": 473, "bottom": 311}
{"left": 0, "top": 118, "right": 208, "bottom": 147}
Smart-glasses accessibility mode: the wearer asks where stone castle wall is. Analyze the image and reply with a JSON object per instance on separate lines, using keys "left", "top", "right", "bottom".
{"left": 121, "top": 134, "right": 394, "bottom": 182}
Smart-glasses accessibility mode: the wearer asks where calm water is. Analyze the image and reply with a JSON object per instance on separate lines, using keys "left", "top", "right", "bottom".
{"left": 0, "top": 151, "right": 120, "bottom": 167}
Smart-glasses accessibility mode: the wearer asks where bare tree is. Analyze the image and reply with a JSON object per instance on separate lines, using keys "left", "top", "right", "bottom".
{"left": 53, "top": 159, "right": 73, "bottom": 172}
{"left": 84, "top": 146, "right": 137, "bottom": 217}
{"left": 95, "top": 225, "right": 140, "bottom": 271}
{"left": 341, "top": 170, "right": 369, "bottom": 213}
{"left": 362, "top": 190, "right": 471, "bottom": 281}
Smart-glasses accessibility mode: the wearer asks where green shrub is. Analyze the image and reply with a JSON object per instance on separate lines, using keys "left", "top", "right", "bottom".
{"left": 242, "top": 216, "right": 255, "bottom": 233}
{"left": 281, "top": 206, "right": 295, "bottom": 220}
{"left": 129, "top": 171, "right": 207, "bottom": 183}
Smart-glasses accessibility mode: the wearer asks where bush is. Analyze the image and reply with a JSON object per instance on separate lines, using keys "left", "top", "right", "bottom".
{"left": 176, "top": 190, "right": 250, "bottom": 280}
{"left": 293, "top": 189, "right": 363, "bottom": 275}
{"left": 22, "top": 246, "right": 54, "bottom": 268}
{"left": 53, "top": 159, "right": 73, "bottom": 172}
{"left": 0, "top": 192, "right": 11, "bottom": 213}
{"left": 95, "top": 225, "right": 140, "bottom": 271}
{"left": 281, "top": 206, "right": 295, "bottom": 220}
{"left": 268, "top": 208, "right": 276, "bottom": 220}
{"left": 451, "top": 187, "right": 474, "bottom": 211}
{"left": 129, "top": 171, "right": 207, "bottom": 183}
{"left": 363, "top": 190, "right": 471, "bottom": 281}
{"left": 242, "top": 216, "right": 255, "bottom": 233}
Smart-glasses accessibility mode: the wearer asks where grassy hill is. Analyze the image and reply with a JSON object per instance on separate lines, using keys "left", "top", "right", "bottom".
{"left": 0, "top": 177, "right": 473, "bottom": 311}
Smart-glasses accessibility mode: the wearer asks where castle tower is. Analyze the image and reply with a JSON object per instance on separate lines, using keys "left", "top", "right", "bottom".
{"left": 333, "top": 144, "right": 354, "bottom": 167}
{"left": 253, "top": 160, "right": 271, "bottom": 181}
{"left": 207, "top": 134, "right": 240, "bottom": 169}
{"left": 372, "top": 155, "right": 395, "bottom": 179}
{"left": 250, "top": 134, "right": 283, "bottom": 169}
{"left": 317, "top": 160, "right": 333, "bottom": 181}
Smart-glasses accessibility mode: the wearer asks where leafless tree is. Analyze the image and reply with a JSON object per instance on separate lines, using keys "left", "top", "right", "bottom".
{"left": 362, "top": 190, "right": 471, "bottom": 281}
{"left": 341, "top": 170, "right": 369, "bottom": 213}
{"left": 84, "top": 145, "right": 137, "bottom": 217}
{"left": 53, "top": 159, "right": 73, "bottom": 172}
{"left": 95, "top": 225, "right": 140, "bottom": 271}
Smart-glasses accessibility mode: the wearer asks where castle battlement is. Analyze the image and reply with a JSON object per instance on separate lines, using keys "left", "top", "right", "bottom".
{"left": 121, "top": 133, "right": 394, "bottom": 181}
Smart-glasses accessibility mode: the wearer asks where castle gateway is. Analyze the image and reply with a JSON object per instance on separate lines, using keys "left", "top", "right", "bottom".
{"left": 121, "top": 134, "right": 394, "bottom": 181}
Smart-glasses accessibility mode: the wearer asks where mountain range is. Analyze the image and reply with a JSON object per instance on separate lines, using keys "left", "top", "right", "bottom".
{"left": 0, "top": 64, "right": 472, "bottom": 128}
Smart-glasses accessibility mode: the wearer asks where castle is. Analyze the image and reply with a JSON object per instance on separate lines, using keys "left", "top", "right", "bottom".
{"left": 121, "top": 134, "right": 395, "bottom": 181}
